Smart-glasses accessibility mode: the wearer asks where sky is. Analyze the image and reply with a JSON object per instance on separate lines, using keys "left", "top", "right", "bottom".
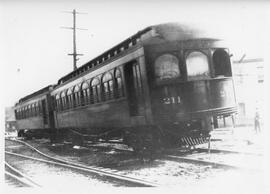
{"left": 0, "top": 0, "right": 269, "bottom": 108}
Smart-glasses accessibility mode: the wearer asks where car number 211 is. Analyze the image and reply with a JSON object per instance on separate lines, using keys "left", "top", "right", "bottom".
{"left": 162, "top": 96, "right": 181, "bottom": 105}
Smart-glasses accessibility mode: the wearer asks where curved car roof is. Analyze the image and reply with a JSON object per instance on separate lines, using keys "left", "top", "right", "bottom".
{"left": 57, "top": 23, "right": 217, "bottom": 85}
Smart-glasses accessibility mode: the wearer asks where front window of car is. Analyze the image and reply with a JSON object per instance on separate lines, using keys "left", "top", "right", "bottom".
{"left": 186, "top": 51, "right": 210, "bottom": 81}
{"left": 213, "top": 49, "right": 232, "bottom": 77}
{"left": 154, "top": 54, "right": 180, "bottom": 82}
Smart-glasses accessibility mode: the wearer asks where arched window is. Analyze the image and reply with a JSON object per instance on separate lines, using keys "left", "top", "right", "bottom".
{"left": 39, "top": 101, "right": 43, "bottom": 115}
{"left": 114, "top": 68, "right": 124, "bottom": 98}
{"left": 25, "top": 105, "right": 28, "bottom": 118}
{"left": 186, "top": 51, "right": 210, "bottom": 80}
{"left": 19, "top": 108, "right": 22, "bottom": 119}
{"left": 34, "top": 103, "right": 37, "bottom": 116}
{"left": 22, "top": 107, "right": 24, "bottom": 119}
{"left": 81, "top": 81, "right": 90, "bottom": 105}
{"left": 25, "top": 106, "right": 28, "bottom": 118}
{"left": 32, "top": 104, "right": 34, "bottom": 117}
{"left": 90, "top": 78, "right": 100, "bottom": 103}
{"left": 27, "top": 105, "right": 31, "bottom": 117}
{"left": 31, "top": 104, "right": 35, "bottom": 117}
{"left": 155, "top": 54, "right": 180, "bottom": 81}
{"left": 73, "top": 85, "right": 81, "bottom": 107}
{"left": 23, "top": 107, "right": 25, "bottom": 119}
{"left": 14, "top": 109, "right": 18, "bottom": 119}
{"left": 21, "top": 108, "right": 23, "bottom": 119}
{"left": 24, "top": 107, "right": 27, "bottom": 118}
{"left": 27, "top": 105, "right": 30, "bottom": 118}
{"left": 36, "top": 102, "right": 39, "bottom": 116}
{"left": 213, "top": 49, "right": 232, "bottom": 77}
{"left": 22, "top": 108, "right": 25, "bottom": 119}
{"left": 67, "top": 88, "right": 73, "bottom": 109}
{"left": 30, "top": 104, "right": 33, "bottom": 117}
{"left": 55, "top": 94, "right": 61, "bottom": 111}
{"left": 15, "top": 109, "right": 18, "bottom": 119}
{"left": 60, "top": 91, "right": 67, "bottom": 110}
{"left": 18, "top": 108, "right": 21, "bottom": 119}
{"left": 28, "top": 104, "right": 32, "bottom": 117}
{"left": 24, "top": 106, "right": 27, "bottom": 118}
{"left": 102, "top": 72, "right": 114, "bottom": 101}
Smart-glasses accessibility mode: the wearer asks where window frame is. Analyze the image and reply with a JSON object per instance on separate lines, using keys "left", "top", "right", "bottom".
{"left": 185, "top": 50, "right": 211, "bottom": 81}
{"left": 114, "top": 68, "right": 124, "bottom": 98}
{"left": 55, "top": 94, "right": 61, "bottom": 111}
{"left": 90, "top": 77, "right": 101, "bottom": 104}
{"left": 60, "top": 90, "right": 67, "bottom": 110}
{"left": 154, "top": 53, "right": 182, "bottom": 83}
{"left": 101, "top": 72, "right": 114, "bottom": 101}
{"left": 212, "top": 48, "right": 232, "bottom": 77}
{"left": 66, "top": 88, "right": 73, "bottom": 109}
{"left": 31, "top": 104, "right": 35, "bottom": 117}
{"left": 80, "top": 81, "right": 90, "bottom": 106}
{"left": 27, "top": 105, "right": 31, "bottom": 118}
{"left": 73, "top": 85, "right": 81, "bottom": 107}
{"left": 38, "top": 101, "right": 43, "bottom": 115}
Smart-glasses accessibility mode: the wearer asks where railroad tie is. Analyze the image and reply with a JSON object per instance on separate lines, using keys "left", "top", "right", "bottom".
{"left": 187, "top": 137, "right": 192, "bottom": 146}
{"left": 195, "top": 138, "right": 199, "bottom": 145}
{"left": 183, "top": 137, "right": 188, "bottom": 145}
{"left": 190, "top": 137, "right": 194, "bottom": 146}
{"left": 180, "top": 138, "right": 184, "bottom": 144}
{"left": 191, "top": 137, "right": 195, "bottom": 146}
{"left": 198, "top": 138, "right": 202, "bottom": 144}
{"left": 185, "top": 137, "right": 190, "bottom": 146}
{"left": 182, "top": 138, "right": 186, "bottom": 145}
{"left": 184, "top": 137, "right": 189, "bottom": 146}
{"left": 191, "top": 138, "right": 196, "bottom": 146}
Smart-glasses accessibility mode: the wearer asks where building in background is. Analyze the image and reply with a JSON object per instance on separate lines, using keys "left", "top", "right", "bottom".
{"left": 5, "top": 106, "right": 17, "bottom": 133}
{"left": 232, "top": 57, "right": 264, "bottom": 126}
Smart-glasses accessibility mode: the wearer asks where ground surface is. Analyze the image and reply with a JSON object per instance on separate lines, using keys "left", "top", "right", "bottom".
{"left": 4, "top": 126, "right": 270, "bottom": 193}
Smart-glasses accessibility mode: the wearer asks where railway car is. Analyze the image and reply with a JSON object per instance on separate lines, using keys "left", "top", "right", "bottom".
{"left": 14, "top": 85, "right": 55, "bottom": 139}
{"left": 49, "top": 23, "right": 237, "bottom": 151}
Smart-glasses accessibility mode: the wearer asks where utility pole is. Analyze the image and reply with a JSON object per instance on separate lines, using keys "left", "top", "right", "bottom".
{"left": 61, "top": 9, "right": 87, "bottom": 71}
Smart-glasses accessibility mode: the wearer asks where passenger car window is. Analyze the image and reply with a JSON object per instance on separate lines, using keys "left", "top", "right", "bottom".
{"left": 155, "top": 54, "right": 180, "bottom": 82}
{"left": 55, "top": 94, "right": 60, "bottom": 111}
{"left": 114, "top": 68, "right": 124, "bottom": 98}
{"left": 81, "top": 82, "right": 90, "bottom": 105}
{"left": 213, "top": 49, "right": 232, "bottom": 77}
{"left": 90, "top": 78, "right": 100, "bottom": 103}
{"left": 186, "top": 51, "right": 210, "bottom": 80}
{"left": 60, "top": 91, "right": 67, "bottom": 110}
{"left": 102, "top": 73, "right": 114, "bottom": 101}
{"left": 73, "top": 86, "right": 80, "bottom": 107}
{"left": 67, "top": 89, "right": 73, "bottom": 108}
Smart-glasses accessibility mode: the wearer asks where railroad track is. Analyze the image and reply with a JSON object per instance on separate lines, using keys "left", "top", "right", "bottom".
{"left": 165, "top": 147, "right": 263, "bottom": 171}
{"left": 5, "top": 138, "right": 160, "bottom": 187}
{"left": 165, "top": 154, "right": 238, "bottom": 169}
{"left": 5, "top": 161, "right": 40, "bottom": 187}
{"left": 196, "top": 147, "right": 263, "bottom": 156}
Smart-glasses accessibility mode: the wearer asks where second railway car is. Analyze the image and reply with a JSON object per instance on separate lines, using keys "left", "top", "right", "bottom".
{"left": 14, "top": 85, "right": 55, "bottom": 139}
{"left": 14, "top": 23, "right": 237, "bottom": 152}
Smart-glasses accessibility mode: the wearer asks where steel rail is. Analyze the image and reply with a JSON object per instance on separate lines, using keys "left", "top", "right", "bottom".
{"left": 165, "top": 154, "right": 238, "bottom": 169}
{"left": 165, "top": 154, "right": 261, "bottom": 171}
{"left": 5, "top": 161, "right": 41, "bottom": 187}
{"left": 196, "top": 148, "right": 263, "bottom": 156}
{"left": 6, "top": 151, "right": 159, "bottom": 187}
{"left": 5, "top": 139, "right": 160, "bottom": 187}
